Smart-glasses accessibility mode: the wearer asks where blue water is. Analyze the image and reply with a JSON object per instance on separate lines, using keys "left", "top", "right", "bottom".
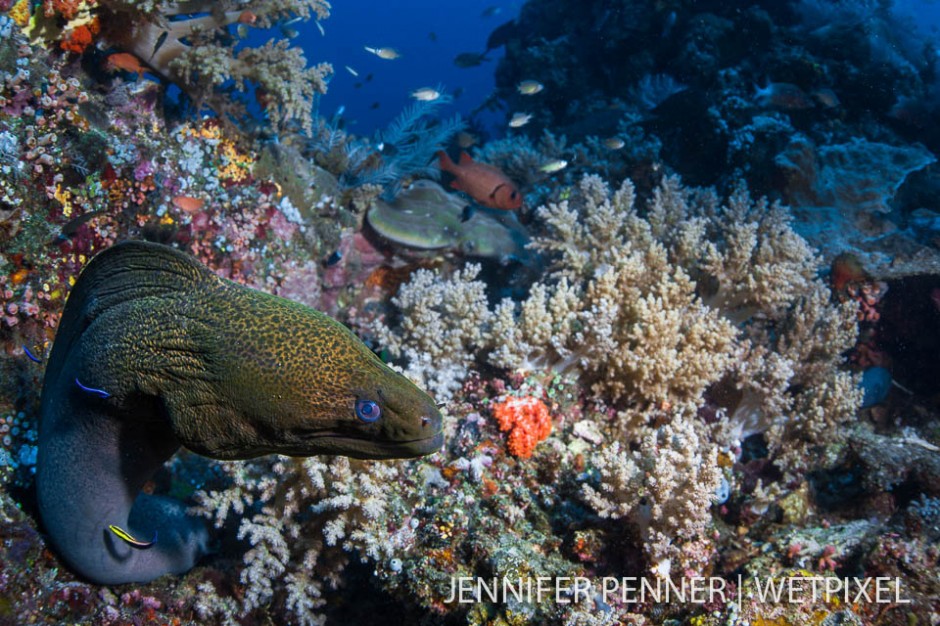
{"left": 285, "top": 0, "right": 940, "bottom": 138}
{"left": 895, "top": 0, "right": 940, "bottom": 35}
{"left": 291, "top": 0, "right": 522, "bottom": 136}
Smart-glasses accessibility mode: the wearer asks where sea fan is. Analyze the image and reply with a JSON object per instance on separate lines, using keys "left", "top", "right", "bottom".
{"left": 630, "top": 74, "right": 686, "bottom": 111}
{"left": 343, "top": 90, "right": 465, "bottom": 198}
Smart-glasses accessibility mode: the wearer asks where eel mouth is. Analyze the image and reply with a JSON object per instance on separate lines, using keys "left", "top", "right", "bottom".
{"left": 345, "top": 430, "right": 445, "bottom": 460}
{"left": 289, "top": 429, "right": 445, "bottom": 460}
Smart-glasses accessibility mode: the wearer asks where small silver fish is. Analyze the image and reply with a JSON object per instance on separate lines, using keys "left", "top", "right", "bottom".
{"left": 457, "top": 131, "right": 478, "bottom": 148}
{"left": 509, "top": 112, "right": 532, "bottom": 128}
{"left": 517, "top": 80, "right": 544, "bottom": 95}
{"left": 811, "top": 88, "right": 840, "bottom": 109}
{"left": 315, "top": 20, "right": 325, "bottom": 36}
{"left": 411, "top": 87, "right": 441, "bottom": 101}
{"left": 603, "top": 137, "right": 625, "bottom": 150}
{"left": 277, "top": 15, "right": 302, "bottom": 38}
{"left": 539, "top": 159, "right": 568, "bottom": 173}
{"left": 365, "top": 46, "right": 402, "bottom": 60}
{"left": 345, "top": 65, "right": 359, "bottom": 77}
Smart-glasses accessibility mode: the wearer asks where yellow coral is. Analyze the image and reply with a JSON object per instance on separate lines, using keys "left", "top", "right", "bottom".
{"left": 178, "top": 123, "right": 254, "bottom": 183}
{"left": 10, "top": 0, "right": 30, "bottom": 27}
{"left": 218, "top": 139, "right": 254, "bottom": 184}
{"left": 53, "top": 184, "right": 73, "bottom": 217}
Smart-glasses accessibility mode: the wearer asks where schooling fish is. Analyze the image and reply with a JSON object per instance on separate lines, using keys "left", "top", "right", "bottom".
{"left": 517, "top": 80, "right": 544, "bottom": 95}
{"left": 37, "top": 241, "right": 443, "bottom": 585}
{"left": 509, "top": 112, "right": 532, "bottom": 128}
{"left": 437, "top": 150, "right": 523, "bottom": 211}
{"left": 410, "top": 87, "right": 441, "bottom": 102}
{"left": 454, "top": 51, "right": 488, "bottom": 68}
{"left": 539, "top": 159, "right": 568, "bottom": 173}
{"left": 365, "top": 46, "right": 402, "bottom": 60}
{"left": 485, "top": 19, "right": 520, "bottom": 52}
{"left": 456, "top": 131, "right": 479, "bottom": 148}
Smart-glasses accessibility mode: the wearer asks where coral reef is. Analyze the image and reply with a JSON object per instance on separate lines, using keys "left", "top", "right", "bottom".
{"left": 1, "top": 0, "right": 939, "bottom": 625}
{"left": 491, "top": 0, "right": 940, "bottom": 280}
{"left": 29, "top": 0, "right": 332, "bottom": 133}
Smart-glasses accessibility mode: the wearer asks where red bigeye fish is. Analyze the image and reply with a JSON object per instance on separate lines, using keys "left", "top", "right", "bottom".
{"left": 436, "top": 150, "right": 523, "bottom": 211}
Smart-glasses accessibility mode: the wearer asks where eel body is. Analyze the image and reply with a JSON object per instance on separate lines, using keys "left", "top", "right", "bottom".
{"left": 37, "top": 241, "right": 443, "bottom": 584}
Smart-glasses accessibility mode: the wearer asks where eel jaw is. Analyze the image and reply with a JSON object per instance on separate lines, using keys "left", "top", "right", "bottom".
{"left": 336, "top": 430, "right": 445, "bottom": 460}
{"left": 286, "top": 428, "right": 445, "bottom": 460}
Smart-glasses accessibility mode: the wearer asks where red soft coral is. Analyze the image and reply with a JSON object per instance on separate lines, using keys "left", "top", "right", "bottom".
{"left": 492, "top": 396, "right": 552, "bottom": 459}
{"left": 60, "top": 19, "right": 100, "bottom": 54}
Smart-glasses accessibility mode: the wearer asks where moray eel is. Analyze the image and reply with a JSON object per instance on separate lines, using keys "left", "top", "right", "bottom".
{"left": 37, "top": 241, "right": 443, "bottom": 585}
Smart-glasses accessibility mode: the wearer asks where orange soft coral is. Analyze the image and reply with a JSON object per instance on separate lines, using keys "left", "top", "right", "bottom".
{"left": 60, "top": 19, "right": 100, "bottom": 54}
{"left": 492, "top": 396, "right": 552, "bottom": 459}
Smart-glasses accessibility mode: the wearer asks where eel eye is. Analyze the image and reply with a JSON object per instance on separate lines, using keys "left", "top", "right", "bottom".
{"left": 355, "top": 399, "right": 381, "bottom": 423}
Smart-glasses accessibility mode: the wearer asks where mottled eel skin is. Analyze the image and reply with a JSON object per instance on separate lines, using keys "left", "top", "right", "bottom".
{"left": 38, "top": 241, "right": 443, "bottom": 585}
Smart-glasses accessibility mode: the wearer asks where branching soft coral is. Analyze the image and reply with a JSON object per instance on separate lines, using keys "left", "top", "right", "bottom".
{"left": 172, "top": 39, "right": 331, "bottom": 132}
{"left": 647, "top": 179, "right": 821, "bottom": 321}
{"left": 373, "top": 264, "right": 493, "bottom": 400}
{"left": 582, "top": 419, "right": 722, "bottom": 578}
{"left": 495, "top": 175, "right": 740, "bottom": 409}
{"left": 195, "top": 455, "right": 409, "bottom": 626}
{"left": 97, "top": 0, "right": 332, "bottom": 132}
